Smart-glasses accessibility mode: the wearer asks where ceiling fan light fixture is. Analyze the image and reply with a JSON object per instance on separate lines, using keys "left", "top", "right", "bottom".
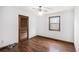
{"left": 38, "top": 11, "right": 43, "bottom": 16}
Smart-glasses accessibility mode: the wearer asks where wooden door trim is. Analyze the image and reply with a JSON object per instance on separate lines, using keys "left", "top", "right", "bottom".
{"left": 18, "top": 15, "right": 29, "bottom": 42}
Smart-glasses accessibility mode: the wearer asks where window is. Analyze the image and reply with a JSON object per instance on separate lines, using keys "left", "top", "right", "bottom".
{"left": 49, "top": 16, "right": 60, "bottom": 31}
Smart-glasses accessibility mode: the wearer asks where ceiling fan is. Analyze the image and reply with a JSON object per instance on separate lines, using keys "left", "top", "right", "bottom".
{"left": 32, "top": 6, "right": 51, "bottom": 15}
{"left": 32, "top": 6, "right": 52, "bottom": 12}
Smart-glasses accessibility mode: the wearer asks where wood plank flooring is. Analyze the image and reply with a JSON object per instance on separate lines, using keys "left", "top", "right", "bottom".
{"left": 0, "top": 36, "right": 75, "bottom": 52}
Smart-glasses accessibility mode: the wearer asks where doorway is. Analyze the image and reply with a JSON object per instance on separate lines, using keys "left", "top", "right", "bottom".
{"left": 19, "top": 15, "right": 29, "bottom": 42}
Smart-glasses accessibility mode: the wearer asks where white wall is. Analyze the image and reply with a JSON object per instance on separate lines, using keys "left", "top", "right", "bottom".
{"left": 16, "top": 7, "right": 37, "bottom": 38}
{"left": 0, "top": 6, "right": 37, "bottom": 48}
{"left": 74, "top": 7, "right": 79, "bottom": 52}
{"left": 36, "top": 9, "right": 74, "bottom": 43}
{"left": 0, "top": 7, "right": 18, "bottom": 47}
{"left": 0, "top": 6, "right": 75, "bottom": 48}
{"left": 0, "top": 7, "right": 4, "bottom": 47}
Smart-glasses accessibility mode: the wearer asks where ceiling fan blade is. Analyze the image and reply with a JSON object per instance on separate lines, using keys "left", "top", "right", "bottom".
{"left": 43, "top": 10, "right": 48, "bottom": 12}
{"left": 32, "top": 8, "right": 39, "bottom": 10}
{"left": 32, "top": 6, "right": 49, "bottom": 12}
{"left": 43, "top": 7, "right": 52, "bottom": 10}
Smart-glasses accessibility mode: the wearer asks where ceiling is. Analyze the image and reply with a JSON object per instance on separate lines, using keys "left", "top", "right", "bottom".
{"left": 18, "top": 6, "right": 74, "bottom": 15}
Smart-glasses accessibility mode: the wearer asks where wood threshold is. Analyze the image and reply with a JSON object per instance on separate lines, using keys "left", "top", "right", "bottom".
{"left": 29, "top": 35, "right": 38, "bottom": 39}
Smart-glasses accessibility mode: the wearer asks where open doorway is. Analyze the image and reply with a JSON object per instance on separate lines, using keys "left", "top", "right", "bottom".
{"left": 19, "top": 15, "right": 29, "bottom": 42}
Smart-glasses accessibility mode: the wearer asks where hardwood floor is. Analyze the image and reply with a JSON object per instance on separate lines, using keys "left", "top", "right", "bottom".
{"left": 0, "top": 36, "right": 75, "bottom": 52}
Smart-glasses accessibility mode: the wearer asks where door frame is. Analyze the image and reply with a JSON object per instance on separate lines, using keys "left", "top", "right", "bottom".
{"left": 18, "top": 15, "right": 29, "bottom": 42}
